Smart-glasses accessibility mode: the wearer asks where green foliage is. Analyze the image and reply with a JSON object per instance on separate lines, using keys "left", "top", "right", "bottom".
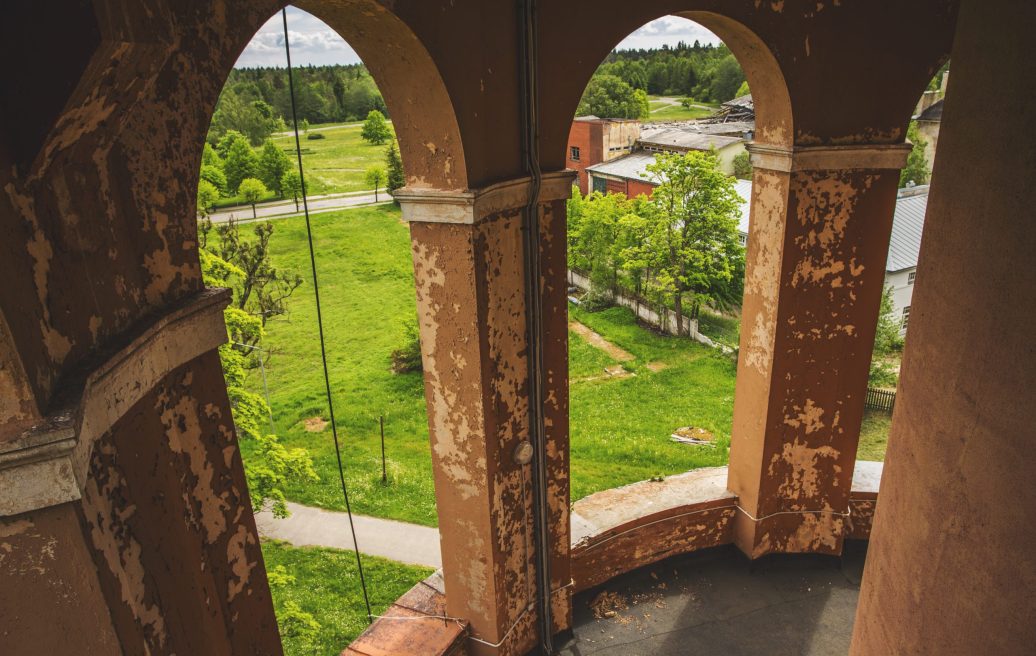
{"left": 208, "top": 91, "right": 282, "bottom": 145}
{"left": 577, "top": 74, "right": 649, "bottom": 119}
{"left": 261, "top": 541, "right": 433, "bottom": 654}
{"left": 258, "top": 139, "right": 292, "bottom": 195}
{"left": 196, "top": 180, "right": 220, "bottom": 218}
{"left": 732, "top": 151, "right": 752, "bottom": 180}
{"left": 868, "top": 285, "right": 903, "bottom": 388}
{"left": 710, "top": 55, "right": 746, "bottom": 102}
{"left": 900, "top": 121, "right": 930, "bottom": 187}
{"left": 246, "top": 432, "right": 319, "bottom": 518}
{"left": 390, "top": 317, "right": 423, "bottom": 373}
{"left": 361, "top": 110, "right": 392, "bottom": 145}
{"left": 306, "top": 132, "right": 325, "bottom": 140}
{"left": 385, "top": 143, "right": 405, "bottom": 194}
{"left": 200, "top": 164, "right": 227, "bottom": 195}
{"left": 221, "top": 131, "right": 260, "bottom": 194}
{"left": 281, "top": 170, "right": 305, "bottom": 211}
{"left": 202, "top": 142, "right": 222, "bottom": 167}
{"left": 365, "top": 166, "right": 386, "bottom": 190}
{"left": 238, "top": 178, "right": 268, "bottom": 217}
{"left": 735, "top": 79, "right": 750, "bottom": 99}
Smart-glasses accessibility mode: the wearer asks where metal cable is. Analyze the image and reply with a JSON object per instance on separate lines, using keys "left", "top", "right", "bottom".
{"left": 518, "top": 0, "right": 554, "bottom": 652}
{"left": 281, "top": 7, "right": 373, "bottom": 622}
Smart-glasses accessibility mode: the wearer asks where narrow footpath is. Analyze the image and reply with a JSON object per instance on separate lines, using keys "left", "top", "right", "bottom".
{"left": 254, "top": 501, "right": 442, "bottom": 569}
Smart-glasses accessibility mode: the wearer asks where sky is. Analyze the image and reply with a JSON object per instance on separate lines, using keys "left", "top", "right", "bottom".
{"left": 234, "top": 9, "right": 721, "bottom": 68}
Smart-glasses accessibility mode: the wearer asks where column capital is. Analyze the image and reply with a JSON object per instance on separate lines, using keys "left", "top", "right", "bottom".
{"left": 748, "top": 143, "right": 912, "bottom": 173}
{"left": 394, "top": 170, "right": 577, "bottom": 225}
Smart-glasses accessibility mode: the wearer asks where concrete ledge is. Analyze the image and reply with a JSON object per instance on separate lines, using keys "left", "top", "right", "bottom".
{"left": 343, "top": 571, "right": 468, "bottom": 656}
{"left": 571, "top": 462, "right": 884, "bottom": 591}
{"left": 0, "top": 288, "right": 231, "bottom": 516}
{"left": 395, "top": 170, "right": 577, "bottom": 225}
{"left": 748, "top": 143, "right": 913, "bottom": 172}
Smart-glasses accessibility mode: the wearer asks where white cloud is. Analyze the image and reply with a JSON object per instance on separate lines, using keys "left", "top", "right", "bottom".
{"left": 616, "top": 16, "right": 721, "bottom": 51}
{"left": 235, "top": 11, "right": 719, "bottom": 69}
{"left": 235, "top": 7, "right": 360, "bottom": 68}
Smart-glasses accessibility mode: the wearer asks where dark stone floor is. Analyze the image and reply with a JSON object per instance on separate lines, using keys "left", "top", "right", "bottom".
{"left": 556, "top": 541, "right": 868, "bottom": 656}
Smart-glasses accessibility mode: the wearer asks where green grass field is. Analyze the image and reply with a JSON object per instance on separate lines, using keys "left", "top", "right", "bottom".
{"left": 262, "top": 540, "right": 432, "bottom": 655}
{"left": 269, "top": 123, "right": 398, "bottom": 196}
{"left": 241, "top": 203, "right": 887, "bottom": 527}
{"left": 645, "top": 96, "right": 718, "bottom": 122}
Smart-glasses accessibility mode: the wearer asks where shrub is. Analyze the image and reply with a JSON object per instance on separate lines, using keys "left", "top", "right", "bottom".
{"left": 307, "top": 132, "right": 325, "bottom": 140}
{"left": 390, "top": 317, "right": 423, "bottom": 373}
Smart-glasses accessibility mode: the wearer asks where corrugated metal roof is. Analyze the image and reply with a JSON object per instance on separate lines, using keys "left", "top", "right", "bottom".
{"left": 586, "top": 152, "right": 657, "bottom": 180}
{"left": 733, "top": 179, "right": 752, "bottom": 236}
{"left": 638, "top": 129, "right": 743, "bottom": 152}
{"left": 886, "top": 187, "right": 929, "bottom": 271}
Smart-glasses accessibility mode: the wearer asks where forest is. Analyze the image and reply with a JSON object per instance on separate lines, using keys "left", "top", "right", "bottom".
{"left": 208, "top": 63, "right": 387, "bottom": 145}
{"left": 596, "top": 41, "right": 747, "bottom": 102}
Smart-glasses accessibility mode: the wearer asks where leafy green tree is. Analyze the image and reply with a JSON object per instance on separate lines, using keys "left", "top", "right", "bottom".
{"left": 238, "top": 178, "right": 268, "bottom": 219}
{"left": 735, "top": 79, "right": 750, "bottom": 98}
{"left": 281, "top": 170, "right": 305, "bottom": 212}
{"left": 577, "top": 74, "right": 649, "bottom": 119}
{"left": 197, "top": 246, "right": 316, "bottom": 519}
{"left": 733, "top": 151, "right": 752, "bottom": 180}
{"left": 200, "top": 164, "right": 227, "bottom": 195}
{"left": 365, "top": 166, "right": 387, "bottom": 201}
{"left": 709, "top": 55, "right": 746, "bottom": 102}
{"left": 196, "top": 179, "right": 220, "bottom": 218}
{"left": 258, "top": 139, "right": 291, "bottom": 196}
{"left": 386, "top": 143, "right": 405, "bottom": 196}
{"left": 868, "top": 286, "right": 904, "bottom": 388}
{"left": 207, "top": 91, "right": 280, "bottom": 145}
{"left": 222, "top": 132, "right": 260, "bottom": 194}
{"left": 361, "top": 110, "right": 391, "bottom": 145}
{"left": 900, "top": 121, "right": 930, "bottom": 187}
{"left": 635, "top": 151, "right": 743, "bottom": 333}
{"left": 201, "top": 142, "right": 222, "bottom": 167}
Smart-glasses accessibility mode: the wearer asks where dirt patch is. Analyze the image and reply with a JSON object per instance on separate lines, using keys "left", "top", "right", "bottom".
{"left": 645, "top": 361, "right": 668, "bottom": 372}
{"left": 303, "top": 417, "right": 329, "bottom": 432}
{"left": 670, "top": 426, "right": 716, "bottom": 446}
{"left": 570, "top": 321, "right": 634, "bottom": 362}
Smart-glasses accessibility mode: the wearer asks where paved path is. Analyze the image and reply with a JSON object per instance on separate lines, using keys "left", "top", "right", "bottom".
{"left": 255, "top": 501, "right": 442, "bottom": 569}
{"left": 209, "top": 191, "right": 391, "bottom": 224}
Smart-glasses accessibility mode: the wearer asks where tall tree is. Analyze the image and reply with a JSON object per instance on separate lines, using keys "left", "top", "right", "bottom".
{"left": 258, "top": 139, "right": 291, "bottom": 196}
{"left": 900, "top": 121, "right": 931, "bottom": 187}
{"left": 196, "top": 180, "right": 220, "bottom": 218}
{"left": 385, "top": 143, "right": 405, "bottom": 196}
{"left": 365, "top": 166, "right": 387, "bottom": 201}
{"left": 222, "top": 132, "right": 260, "bottom": 194}
{"left": 636, "top": 151, "right": 742, "bottom": 334}
{"left": 361, "top": 110, "right": 392, "bottom": 145}
{"left": 281, "top": 170, "right": 305, "bottom": 211}
{"left": 238, "top": 178, "right": 267, "bottom": 219}
{"left": 577, "top": 74, "right": 649, "bottom": 119}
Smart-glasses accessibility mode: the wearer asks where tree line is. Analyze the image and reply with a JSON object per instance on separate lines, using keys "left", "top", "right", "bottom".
{"left": 568, "top": 150, "right": 745, "bottom": 333}
{"left": 208, "top": 64, "right": 388, "bottom": 146}
{"left": 577, "top": 41, "right": 747, "bottom": 119}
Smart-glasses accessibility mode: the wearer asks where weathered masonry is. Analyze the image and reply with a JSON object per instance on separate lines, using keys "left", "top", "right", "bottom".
{"left": 1, "top": 1, "right": 1033, "bottom": 655}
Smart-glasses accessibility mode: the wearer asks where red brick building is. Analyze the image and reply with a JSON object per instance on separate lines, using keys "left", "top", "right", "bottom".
{"left": 566, "top": 117, "right": 640, "bottom": 194}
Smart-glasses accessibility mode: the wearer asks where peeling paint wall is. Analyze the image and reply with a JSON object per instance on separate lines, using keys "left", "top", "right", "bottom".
{"left": 80, "top": 352, "right": 280, "bottom": 655}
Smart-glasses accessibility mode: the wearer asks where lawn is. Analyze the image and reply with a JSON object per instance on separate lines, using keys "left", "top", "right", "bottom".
{"left": 240, "top": 203, "right": 885, "bottom": 528}
{"left": 262, "top": 540, "right": 433, "bottom": 655}
{"left": 268, "top": 122, "right": 399, "bottom": 195}
{"left": 645, "top": 96, "right": 718, "bottom": 122}
{"left": 857, "top": 410, "right": 893, "bottom": 461}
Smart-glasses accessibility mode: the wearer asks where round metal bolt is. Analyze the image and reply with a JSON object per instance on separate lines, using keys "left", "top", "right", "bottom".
{"left": 513, "top": 440, "right": 534, "bottom": 465}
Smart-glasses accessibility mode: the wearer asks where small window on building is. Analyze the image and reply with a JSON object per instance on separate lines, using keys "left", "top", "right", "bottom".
{"left": 908, "top": 271, "right": 916, "bottom": 285}
{"left": 902, "top": 306, "right": 911, "bottom": 331}
{"left": 592, "top": 176, "right": 608, "bottom": 194}
{"left": 738, "top": 234, "right": 747, "bottom": 247}
{"left": 570, "top": 146, "right": 580, "bottom": 162}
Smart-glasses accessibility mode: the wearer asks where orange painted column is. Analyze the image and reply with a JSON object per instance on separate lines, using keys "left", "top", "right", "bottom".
{"left": 396, "top": 171, "right": 574, "bottom": 656}
{"left": 852, "top": 2, "right": 1036, "bottom": 653}
{"left": 727, "top": 144, "right": 909, "bottom": 558}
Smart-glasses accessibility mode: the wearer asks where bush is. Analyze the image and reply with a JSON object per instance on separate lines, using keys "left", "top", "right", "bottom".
{"left": 307, "top": 132, "right": 325, "bottom": 140}
{"left": 580, "top": 286, "right": 614, "bottom": 312}
{"left": 390, "top": 317, "right": 423, "bottom": 373}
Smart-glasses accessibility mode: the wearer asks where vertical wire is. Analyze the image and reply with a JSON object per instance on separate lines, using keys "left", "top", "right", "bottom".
{"left": 281, "top": 7, "right": 372, "bottom": 622}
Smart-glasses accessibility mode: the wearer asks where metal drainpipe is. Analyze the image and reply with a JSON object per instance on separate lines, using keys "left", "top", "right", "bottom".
{"left": 517, "top": 0, "right": 554, "bottom": 654}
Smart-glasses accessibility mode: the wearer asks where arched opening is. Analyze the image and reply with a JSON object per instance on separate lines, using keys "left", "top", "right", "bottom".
{"left": 558, "top": 12, "right": 791, "bottom": 513}
{"left": 192, "top": 4, "right": 466, "bottom": 652}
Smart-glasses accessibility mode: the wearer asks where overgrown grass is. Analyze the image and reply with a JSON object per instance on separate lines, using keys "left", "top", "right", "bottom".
{"left": 697, "top": 310, "right": 740, "bottom": 348}
{"left": 568, "top": 305, "right": 736, "bottom": 499}
{"left": 262, "top": 540, "right": 432, "bottom": 656}
{"left": 645, "top": 103, "right": 715, "bottom": 122}
{"left": 857, "top": 410, "right": 892, "bottom": 461}
{"left": 239, "top": 204, "right": 438, "bottom": 525}
{"left": 268, "top": 123, "right": 398, "bottom": 195}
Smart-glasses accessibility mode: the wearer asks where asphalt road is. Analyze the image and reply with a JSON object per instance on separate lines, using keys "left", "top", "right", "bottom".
{"left": 208, "top": 190, "right": 389, "bottom": 224}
